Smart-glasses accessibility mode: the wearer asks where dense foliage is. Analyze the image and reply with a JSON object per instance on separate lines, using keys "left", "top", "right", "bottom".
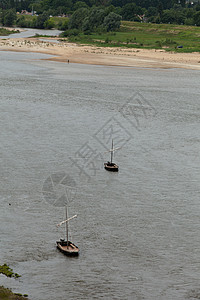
{"left": 1, "top": 0, "right": 200, "bottom": 31}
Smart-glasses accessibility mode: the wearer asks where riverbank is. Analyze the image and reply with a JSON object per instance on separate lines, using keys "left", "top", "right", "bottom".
{"left": 1, "top": 37, "right": 200, "bottom": 69}
{"left": 0, "top": 264, "right": 28, "bottom": 299}
{"left": 0, "top": 286, "right": 29, "bottom": 299}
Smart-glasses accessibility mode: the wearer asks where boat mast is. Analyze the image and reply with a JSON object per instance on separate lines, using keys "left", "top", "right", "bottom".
{"left": 66, "top": 206, "right": 69, "bottom": 247}
{"left": 111, "top": 139, "right": 113, "bottom": 163}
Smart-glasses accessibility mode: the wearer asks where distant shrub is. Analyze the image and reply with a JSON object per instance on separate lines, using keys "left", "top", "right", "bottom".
{"left": 185, "top": 18, "right": 194, "bottom": 25}
{"left": 16, "top": 16, "right": 27, "bottom": 27}
{"left": 164, "top": 38, "right": 177, "bottom": 45}
{"left": 58, "top": 19, "right": 69, "bottom": 30}
{"left": 105, "top": 37, "right": 111, "bottom": 43}
{"left": 155, "top": 40, "right": 162, "bottom": 47}
{"left": 44, "top": 18, "right": 55, "bottom": 29}
{"left": 61, "top": 29, "right": 80, "bottom": 37}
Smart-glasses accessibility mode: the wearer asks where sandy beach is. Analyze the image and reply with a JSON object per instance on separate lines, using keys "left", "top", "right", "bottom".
{"left": 1, "top": 36, "right": 200, "bottom": 69}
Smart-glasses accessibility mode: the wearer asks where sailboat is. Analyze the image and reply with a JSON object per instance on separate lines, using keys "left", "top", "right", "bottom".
{"left": 104, "top": 140, "right": 120, "bottom": 172}
{"left": 56, "top": 206, "right": 79, "bottom": 256}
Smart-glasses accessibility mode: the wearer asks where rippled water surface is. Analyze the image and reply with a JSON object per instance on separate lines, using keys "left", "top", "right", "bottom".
{"left": 0, "top": 51, "right": 200, "bottom": 300}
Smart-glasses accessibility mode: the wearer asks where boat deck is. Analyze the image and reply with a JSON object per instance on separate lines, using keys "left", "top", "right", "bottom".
{"left": 60, "top": 245, "right": 79, "bottom": 252}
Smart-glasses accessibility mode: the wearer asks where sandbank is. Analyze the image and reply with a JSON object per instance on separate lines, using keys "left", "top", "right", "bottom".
{"left": 1, "top": 37, "right": 200, "bottom": 70}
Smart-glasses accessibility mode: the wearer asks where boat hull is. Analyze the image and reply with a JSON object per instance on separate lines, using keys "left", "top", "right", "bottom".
{"left": 56, "top": 240, "right": 79, "bottom": 256}
{"left": 104, "top": 162, "right": 119, "bottom": 172}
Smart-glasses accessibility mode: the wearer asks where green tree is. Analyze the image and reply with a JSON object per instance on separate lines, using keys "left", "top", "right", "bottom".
{"left": 184, "top": 8, "right": 193, "bottom": 19}
{"left": 87, "top": 7, "right": 105, "bottom": 30}
{"left": 194, "top": 11, "right": 200, "bottom": 25}
{"left": 58, "top": 18, "right": 69, "bottom": 30}
{"left": 195, "top": 4, "right": 200, "bottom": 12}
{"left": 16, "top": 15, "right": 27, "bottom": 27}
{"left": 73, "top": 1, "right": 89, "bottom": 10}
{"left": 0, "top": 8, "right": 3, "bottom": 24}
{"left": 146, "top": 6, "right": 158, "bottom": 17}
{"left": 161, "top": 8, "right": 186, "bottom": 24}
{"left": 176, "top": 10, "right": 186, "bottom": 24}
{"left": 41, "top": 0, "right": 72, "bottom": 14}
{"left": 3, "top": 9, "right": 16, "bottom": 26}
{"left": 61, "top": 28, "right": 80, "bottom": 37}
{"left": 161, "top": 9, "right": 176, "bottom": 23}
{"left": 158, "top": 1, "right": 163, "bottom": 17}
{"left": 103, "top": 12, "right": 121, "bottom": 31}
{"left": 36, "top": 11, "right": 49, "bottom": 28}
{"left": 105, "top": 4, "right": 115, "bottom": 15}
{"left": 185, "top": 17, "right": 193, "bottom": 25}
{"left": 0, "top": 0, "right": 9, "bottom": 10}
{"left": 68, "top": 7, "right": 89, "bottom": 29}
{"left": 82, "top": 16, "right": 90, "bottom": 32}
{"left": 44, "top": 17, "right": 55, "bottom": 28}
{"left": 29, "top": 2, "right": 43, "bottom": 15}
{"left": 121, "top": 3, "right": 143, "bottom": 21}
{"left": 180, "top": 0, "right": 185, "bottom": 8}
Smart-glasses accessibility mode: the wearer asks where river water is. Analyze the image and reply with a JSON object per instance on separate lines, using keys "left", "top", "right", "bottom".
{"left": 0, "top": 28, "right": 62, "bottom": 39}
{"left": 0, "top": 50, "right": 200, "bottom": 300}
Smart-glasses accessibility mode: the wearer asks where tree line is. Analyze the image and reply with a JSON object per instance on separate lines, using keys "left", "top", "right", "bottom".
{"left": 1, "top": 0, "right": 200, "bottom": 30}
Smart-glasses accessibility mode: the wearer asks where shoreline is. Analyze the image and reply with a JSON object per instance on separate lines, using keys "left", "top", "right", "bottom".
{"left": 1, "top": 37, "right": 200, "bottom": 69}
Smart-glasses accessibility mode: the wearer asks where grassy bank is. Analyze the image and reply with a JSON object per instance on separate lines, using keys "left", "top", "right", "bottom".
{"left": 0, "top": 264, "right": 21, "bottom": 278}
{"left": 0, "top": 27, "right": 18, "bottom": 36}
{"left": 0, "top": 286, "right": 28, "bottom": 299}
{"left": 0, "top": 264, "right": 28, "bottom": 299}
{"left": 2, "top": 18, "right": 200, "bottom": 52}
{"left": 65, "top": 21, "right": 200, "bottom": 53}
